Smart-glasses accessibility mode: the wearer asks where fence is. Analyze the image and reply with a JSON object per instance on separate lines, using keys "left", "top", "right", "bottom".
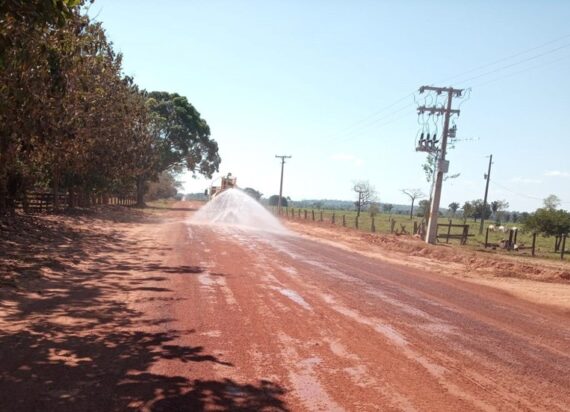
{"left": 12, "top": 191, "right": 137, "bottom": 213}
{"left": 276, "top": 207, "right": 570, "bottom": 261}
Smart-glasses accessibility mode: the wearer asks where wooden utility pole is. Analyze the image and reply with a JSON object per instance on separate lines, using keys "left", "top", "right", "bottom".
{"left": 479, "top": 154, "right": 493, "bottom": 235}
{"left": 417, "top": 86, "right": 463, "bottom": 245}
{"left": 275, "top": 155, "right": 291, "bottom": 215}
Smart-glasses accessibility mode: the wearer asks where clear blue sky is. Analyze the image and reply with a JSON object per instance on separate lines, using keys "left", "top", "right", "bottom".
{"left": 90, "top": 1, "right": 570, "bottom": 211}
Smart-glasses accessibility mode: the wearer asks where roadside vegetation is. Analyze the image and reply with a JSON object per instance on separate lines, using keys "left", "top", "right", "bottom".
{"left": 0, "top": 1, "right": 219, "bottom": 214}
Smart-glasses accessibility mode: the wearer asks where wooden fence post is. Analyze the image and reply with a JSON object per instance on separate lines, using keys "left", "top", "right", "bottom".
{"left": 298, "top": 208, "right": 301, "bottom": 218}
{"left": 342, "top": 215, "right": 346, "bottom": 227}
{"left": 446, "top": 220, "right": 452, "bottom": 243}
{"left": 312, "top": 210, "right": 315, "bottom": 221}
{"left": 304, "top": 210, "right": 307, "bottom": 219}
{"left": 531, "top": 233, "right": 537, "bottom": 257}
{"left": 319, "top": 211, "right": 323, "bottom": 222}
{"left": 413, "top": 221, "right": 418, "bottom": 234}
{"left": 561, "top": 234, "right": 567, "bottom": 260}
{"left": 355, "top": 216, "right": 359, "bottom": 229}
{"left": 332, "top": 213, "right": 336, "bottom": 224}
{"left": 371, "top": 216, "right": 376, "bottom": 233}
{"left": 390, "top": 219, "right": 396, "bottom": 234}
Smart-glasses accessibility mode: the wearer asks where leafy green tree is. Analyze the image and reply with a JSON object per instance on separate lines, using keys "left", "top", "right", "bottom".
{"left": 490, "top": 200, "right": 509, "bottom": 223}
{"left": 382, "top": 203, "right": 393, "bottom": 213}
{"left": 462, "top": 201, "right": 474, "bottom": 223}
{"left": 523, "top": 208, "right": 570, "bottom": 237}
{"left": 268, "top": 195, "right": 287, "bottom": 207}
{"left": 417, "top": 199, "right": 430, "bottom": 217}
{"left": 543, "top": 194, "right": 561, "bottom": 210}
{"left": 145, "top": 171, "right": 181, "bottom": 201}
{"left": 368, "top": 202, "right": 380, "bottom": 217}
{"left": 471, "top": 199, "right": 492, "bottom": 222}
{"left": 243, "top": 187, "right": 262, "bottom": 201}
{"left": 448, "top": 202, "right": 460, "bottom": 217}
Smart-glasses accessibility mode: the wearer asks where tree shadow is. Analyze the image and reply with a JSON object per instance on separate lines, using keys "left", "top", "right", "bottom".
{"left": 0, "top": 211, "right": 289, "bottom": 411}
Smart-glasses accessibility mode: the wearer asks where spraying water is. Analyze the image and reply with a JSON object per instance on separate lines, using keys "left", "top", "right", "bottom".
{"left": 192, "top": 188, "right": 287, "bottom": 234}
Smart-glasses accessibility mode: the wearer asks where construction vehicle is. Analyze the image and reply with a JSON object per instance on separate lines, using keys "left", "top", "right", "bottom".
{"left": 207, "top": 173, "right": 237, "bottom": 199}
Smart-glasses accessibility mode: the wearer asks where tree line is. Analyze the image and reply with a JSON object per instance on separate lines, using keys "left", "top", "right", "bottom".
{"left": 0, "top": 0, "right": 220, "bottom": 214}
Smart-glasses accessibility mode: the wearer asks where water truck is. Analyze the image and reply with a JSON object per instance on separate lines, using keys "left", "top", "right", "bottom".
{"left": 208, "top": 173, "right": 237, "bottom": 199}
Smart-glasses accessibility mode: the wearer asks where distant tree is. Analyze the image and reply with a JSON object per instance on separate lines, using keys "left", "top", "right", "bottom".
{"left": 402, "top": 188, "right": 425, "bottom": 219}
{"left": 462, "top": 201, "right": 474, "bottom": 223}
{"left": 313, "top": 200, "right": 324, "bottom": 210}
{"left": 368, "top": 202, "right": 380, "bottom": 217}
{"left": 243, "top": 187, "right": 262, "bottom": 201}
{"left": 417, "top": 199, "right": 430, "bottom": 217}
{"left": 523, "top": 208, "right": 570, "bottom": 237}
{"left": 543, "top": 194, "right": 561, "bottom": 210}
{"left": 268, "top": 195, "right": 287, "bottom": 207}
{"left": 448, "top": 202, "right": 460, "bottom": 217}
{"left": 511, "top": 211, "right": 520, "bottom": 223}
{"left": 472, "top": 199, "right": 492, "bottom": 222}
{"left": 490, "top": 200, "right": 509, "bottom": 223}
{"left": 382, "top": 203, "right": 393, "bottom": 213}
{"left": 353, "top": 180, "right": 376, "bottom": 218}
{"left": 145, "top": 171, "right": 181, "bottom": 201}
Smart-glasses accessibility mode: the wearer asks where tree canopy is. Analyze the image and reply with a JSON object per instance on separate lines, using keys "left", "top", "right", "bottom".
{"left": 523, "top": 208, "right": 570, "bottom": 237}
{"left": 0, "top": 4, "right": 220, "bottom": 212}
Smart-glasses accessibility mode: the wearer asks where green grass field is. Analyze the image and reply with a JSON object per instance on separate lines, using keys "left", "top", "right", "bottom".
{"left": 281, "top": 207, "right": 568, "bottom": 262}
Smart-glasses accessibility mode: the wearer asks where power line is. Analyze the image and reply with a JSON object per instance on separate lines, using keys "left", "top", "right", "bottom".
{"left": 490, "top": 179, "right": 570, "bottom": 204}
{"left": 455, "top": 43, "right": 570, "bottom": 86}
{"left": 439, "top": 33, "right": 570, "bottom": 84}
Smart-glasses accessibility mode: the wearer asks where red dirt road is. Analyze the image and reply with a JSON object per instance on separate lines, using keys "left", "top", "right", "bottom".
{"left": 1, "top": 203, "right": 570, "bottom": 411}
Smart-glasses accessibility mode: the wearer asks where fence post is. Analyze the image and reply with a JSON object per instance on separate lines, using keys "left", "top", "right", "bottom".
{"left": 319, "top": 211, "right": 322, "bottom": 221}
{"left": 298, "top": 208, "right": 301, "bottom": 218}
{"left": 390, "top": 219, "right": 396, "bottom": 234}
{"left": 312, "top": 210, "right": 315, "bottom": 221}
{"left": 355, "top": 216, "right": 359, "bottom": 229}
{"left": 413, "top": 221, "right": 418, "bottom": 234}
{"left": 561, "top": 234, "right": 567, "bottom": 260}
{"left": 304, "top": 210, "right": 307, "bottom": 219}
{"left": 371, "top": 216, "right": 376, "bottom": 233}
{"left": 446, "top": 220, "right": 452, "bottom": 243}
{"left": 332, "top": 213, "right": 336, "bottom": 224}
{"left": 342, "top": 215, "right": 346, "bottom": 227}
{"left": 513, "top": 228, "right": 518, "bottom": 245}
{"left": 531, "top": 233, "right": 537, "bottom": 257}
{"left": 485, "top": 227, "right": 489, "bottom": 248}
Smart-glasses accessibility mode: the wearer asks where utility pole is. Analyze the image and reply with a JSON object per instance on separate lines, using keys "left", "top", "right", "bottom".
{"left": 275, "top": 155, "right": 291, "bottom": 215}
{"left": 417, "top": 86, "right": 464, "bottom": 244}
{"left": 479, "top": 154, "right": 493, "bottom": 235}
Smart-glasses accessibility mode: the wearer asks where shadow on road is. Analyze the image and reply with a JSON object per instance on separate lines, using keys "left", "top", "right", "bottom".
{"left": 0, "top": 210, "right": 289, "bottom": 411}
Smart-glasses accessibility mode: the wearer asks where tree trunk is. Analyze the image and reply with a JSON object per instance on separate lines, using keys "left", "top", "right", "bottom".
{"left": 136, "top": 176, "right": 146, "bottom": 207}
{"left": 409, "top": 199, "right": 415, "bottom": 219}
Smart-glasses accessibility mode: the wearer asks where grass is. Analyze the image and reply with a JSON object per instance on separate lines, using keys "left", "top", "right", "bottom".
{"left": 282, "top": 207, "right": 568, "bottom": 262}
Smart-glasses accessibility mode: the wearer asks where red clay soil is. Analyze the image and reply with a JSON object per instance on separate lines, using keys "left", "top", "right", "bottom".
{"left": 1, "top": 202, "right": 569, "bottom": 411}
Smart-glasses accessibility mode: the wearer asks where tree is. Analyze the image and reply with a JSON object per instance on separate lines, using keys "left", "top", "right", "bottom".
{"left": 448, "top": 202, "right": 460, "bottom": 217}
{"left": 312, "top": 200, "right": 324, "bottom": 210}
{"left": 145, "top": 171, "right": 181, "bottom": 201}
{"left": 402, "top": 188, "right": 425, "bottom": 219}
{"left": 462, "top": 201, "right": 474, "bottom": 223}
{"left": 523, "top": 208, "right": 570, "bottom": 237}
{"left": 353, "top": 181, "right": 376, "bottom": 218}
{"left": 417, "top": 199, "right": 430, "bottom": 217}
{"left": 268, "top": 195, "right": 287, "bottom": 207}
{"left": 243, "top": 187, "right": 262, "bottom": 201}
{"left": 144, "top": 91, "right": 221, "bottom": 206}
{"left": 471, "top": 199, "right": 492, "bottom": 222}
{"left": 368, "top": 202, "right": 380, "bottom": 217}
{"left": 490, "top": 200, "right": 509, "bottom": 223}
{"left": 382, "top": 203, "right": 393, "bottom": 213}
{"left": 543, "top": 194, "right": 561, "bottom": 210}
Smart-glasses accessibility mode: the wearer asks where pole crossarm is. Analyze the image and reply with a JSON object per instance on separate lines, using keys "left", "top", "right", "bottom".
{"left": 419, "top": 86, "right": 464, "bottom": 96}
{"left": 417, "top": 106, "right": 460, "bottom": 115}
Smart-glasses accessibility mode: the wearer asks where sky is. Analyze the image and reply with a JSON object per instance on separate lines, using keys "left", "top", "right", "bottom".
{"left": 89, "top": 1, "right": 570, "bottom": 212}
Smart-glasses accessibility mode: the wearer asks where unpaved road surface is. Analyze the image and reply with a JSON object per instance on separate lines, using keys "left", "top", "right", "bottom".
{"left": 1, "top": 203, "right": 570, "bottom": 411}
